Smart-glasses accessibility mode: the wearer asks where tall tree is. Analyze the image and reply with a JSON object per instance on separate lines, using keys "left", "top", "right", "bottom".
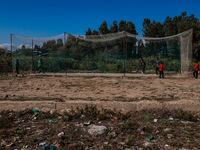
{"left": 92, "top": 30, "right": 99, "bottom": 35}
{"left": 110, "top": 21, "right": 118, "bottom": 33}
{"left": 86, "top": 28, "right": 92, "bottom": 35}
{"left": 99, "top": 21, "right": 109, "bottom": 34}
{"left": 119, "top": 20, "right": 127, "bottom": 32}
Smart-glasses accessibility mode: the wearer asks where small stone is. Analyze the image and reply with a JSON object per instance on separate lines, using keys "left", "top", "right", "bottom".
{"left": 103, "top": 142, "right": 109, "bottom": 145}
{"left": 144, "top": 141, "right": 151, "bottom": 147}
{"left": 153, "top": 119, "right": 158, "bottom": 122}
{"left": 167, "top": 134, "right": 173, "bottom": 139}
{"left": 88, "top": 125, "right": 107, "bottom": 135}
{"left": 163, "top": 128, "right": 171, "bottom": 132}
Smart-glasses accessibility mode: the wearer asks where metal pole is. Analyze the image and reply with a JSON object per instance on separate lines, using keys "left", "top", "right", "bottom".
{"left": 32, "top": 39, "right": 33, "bottom": 72}
{"left": 192, "top": 28, "right": 194, "bottom": 59}
{"left": 179, "top": 39, "right": 181, "bottom": 74}
{"left": 64, "top": 32, "right": 67, "bottom": 75}
{"left": 123, "top": 32, "right": 125, "bottom": 77}
{"left": 10, "top": 34, "right": 13, "bottom": 73}
{"left": 125, "top": 33, "right": 128, "bottom": 75}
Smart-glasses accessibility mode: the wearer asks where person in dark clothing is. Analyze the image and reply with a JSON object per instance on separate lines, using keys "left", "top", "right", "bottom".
{"left": 193, "top": 61, "right": 199, "bottom": 79}
{"left": 159, "top": 62, "right": 165, "bottom": 78}
{"left": 152, "top": 58, "right": 160, "bottom": 75}
{"left": 38, "top": 59, "right": 44, "bottom": 73}
{"left": 140, "top": 59, "right": 146, "bottom": 74}
{"left": 16, "top": 59, "right": 20, "bottom": 74}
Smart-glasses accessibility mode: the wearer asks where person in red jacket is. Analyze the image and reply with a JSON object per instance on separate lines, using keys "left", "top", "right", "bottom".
{"left": 159, "top": 62, "right": 165, "bottom": 78}
{"left": 193, "top": 61, "right": 199, "bottom": 79}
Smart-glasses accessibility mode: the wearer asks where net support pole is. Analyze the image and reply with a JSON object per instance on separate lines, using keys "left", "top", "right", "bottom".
{"left": 64, "top": 32, "right": 67, "bottom": 76}
{"left": 32, "top": 39, "right": 34, "bottom": 72}
{"left": 179, "top": 40, "right": 181, "bottom": 74}
{"left": 123, "top": 32, "right": 125, "bottom": 77}
{"left": 123, "top": 31, "right": 127, "bottom": 77}
{"left": 125, "top": 33, "right": 128, "bottom": 74}
{"left": 10, "top": 34, "right": 13, "bottom": 73}
{"left": 192, "top": 28, "right": 194, "bottom": 59}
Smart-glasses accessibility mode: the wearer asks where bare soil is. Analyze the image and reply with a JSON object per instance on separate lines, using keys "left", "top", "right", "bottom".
{"left": 0, "top": 73, "right": 200, "bottom": 112}
{"left": 0, "top": 74, "right": 200, "bottom": 150}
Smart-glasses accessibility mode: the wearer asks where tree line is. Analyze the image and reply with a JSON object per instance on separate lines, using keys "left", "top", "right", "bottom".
{"left": 9, "top": 12, "right": 200, "bottom": 72}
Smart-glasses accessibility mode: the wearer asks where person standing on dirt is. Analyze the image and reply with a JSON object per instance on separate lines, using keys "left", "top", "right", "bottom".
{"left": 38, "top": 59, "right": 44, "bottom": 73}
{"left": 15, "top": 59, "right": 20, "bottom": 74}
{"left": 152, "top": 58, "right": 159, "bottom": 75}
{"left": 159, "top": 62, "right": 165, "bottom": 78}
{"left": 193, "top": 60, "right": 199, "bottom": 79}
{"left": 140, "top": 58, "right": 146, "bottom": 74}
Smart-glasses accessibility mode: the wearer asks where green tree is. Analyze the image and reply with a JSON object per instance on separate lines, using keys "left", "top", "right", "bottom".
{"left": 92, "top": 30, "right": 99, "bottom": 35}
{"left": 99, "top": 21, "right": 110, "bottom": 34}
{"left": 119, "top": 20, "right": 127, "bottom": 32}
{"left": 86, "top": 28, "right": 92, "bottom": 35}
{"left": 110, "top": 21, "right": 118, "bottom": 33}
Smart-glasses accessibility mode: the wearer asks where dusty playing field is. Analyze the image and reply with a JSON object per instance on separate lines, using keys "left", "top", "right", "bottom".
{"left": 0, "top": 73, "right": 200, "bottom": 113}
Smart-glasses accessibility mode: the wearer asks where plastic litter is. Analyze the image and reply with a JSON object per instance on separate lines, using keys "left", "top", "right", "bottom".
{"left": 168, "top": 117, "right": 173, "bottom": 121}
{"left": 58, "top": 132, "right": 64, "bottom": 137}
{"left": 113, "top": 117, "right": 118, "bottom": 120}
{"left": 146, "top": 137, "right": 156, "bottom": 141}
{"left": 50, "top": 111, "right": 53, "bottom": 115}
{"left": 41, "top": 145, "right": 56, "bottom": 150}
{"left": 139, "top": 131, "right": 145, "bottom": 135}
{"left": 49, "top": 119, "right": 58, "bottom": 123}
{"left": 33, "top": 109, "right": 39, "bottom": 115}
{"left": 39, "top": 142, "right": 46, "bottom": 146}
{"left": 16, "top": 120, "right": 24, "bottom": 123}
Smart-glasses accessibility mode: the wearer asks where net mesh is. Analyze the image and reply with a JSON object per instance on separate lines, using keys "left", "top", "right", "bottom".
{"left": 11, "top": 29, "right": 193, "bottom": 75}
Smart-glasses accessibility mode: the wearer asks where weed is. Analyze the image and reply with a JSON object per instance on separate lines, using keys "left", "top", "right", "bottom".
{"left": 177, "top": 109, "right": 198, "bottom": 122}
{"left": 169, "top": 141, "right": 183, "bottom": 147}
{"left": 0, "top": 116, "right": 12, "bottom": 129}
{"left": 15, "top": 127, "right": 27, "bottom": 137}
{"left": 125, "top": 136, "right": 135, "bottom": 147}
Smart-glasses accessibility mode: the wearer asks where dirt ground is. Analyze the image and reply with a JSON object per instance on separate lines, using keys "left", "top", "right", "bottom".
{"left": 0, "top": 73, "right": 200, "bottom": 113}
{"left": 0, "top": 73, "right": 200, "bottom": 150}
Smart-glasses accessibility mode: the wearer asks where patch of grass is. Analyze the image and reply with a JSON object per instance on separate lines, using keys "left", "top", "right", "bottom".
{"left": 0, "top": 116, "right": 12, "bottom": 129}
{"left": 119, "top": 119, "right": 139, "bottom": 135}
{"left": 15, "top": 127, "right": 27, "bottom": 137}
{"left": 177, "top": 109, "right": 198, "bottom": 122}
{"left": 169, "top": 141, "right": 183, "bottom": 147}
{"left": 125, "top": 136, "right": 135, "bottom": 147}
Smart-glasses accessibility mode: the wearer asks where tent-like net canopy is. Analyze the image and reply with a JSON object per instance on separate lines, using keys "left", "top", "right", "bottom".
{"left": 11, "top": 29, "right": 193, "bottom": 75}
